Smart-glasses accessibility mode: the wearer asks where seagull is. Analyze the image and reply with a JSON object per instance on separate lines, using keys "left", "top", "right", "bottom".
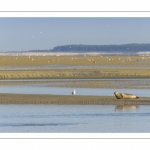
{"left": 72, "top": 89, "right": 76, "bottom": 95}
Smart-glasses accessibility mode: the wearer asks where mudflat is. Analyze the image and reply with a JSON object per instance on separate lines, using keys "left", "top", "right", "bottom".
{"left": 0, "top": 55, "right": 150, "bottom": 79}
{"left": 0, "top": 55, "right": 150, "bottom": 104}
{"left": 0, "top": 94, "right": 150, "bottom": 105}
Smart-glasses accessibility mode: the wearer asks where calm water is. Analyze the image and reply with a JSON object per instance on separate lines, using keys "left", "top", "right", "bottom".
{"left": 1, "top": 64, "right": 150, "bottom": 70}
{"left": 0, "top": 86, "right": 149, "bottom": 97}
{"left": 0, "top": 104, "right": 150, "bottom": 133}
{"left": 0, "top": 79, "right": 150, "bottom": 97}
{"left": 0, "top": 79, "right": 150, "bottom": 133}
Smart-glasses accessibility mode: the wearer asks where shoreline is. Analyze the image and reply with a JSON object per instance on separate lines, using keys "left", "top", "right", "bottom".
{"left": 0, "top": 93, "right": 150, "bottom": 105}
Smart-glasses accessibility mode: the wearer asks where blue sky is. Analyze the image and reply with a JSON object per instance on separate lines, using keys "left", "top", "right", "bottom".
{"left": 0, "top": 17, "right": 150, "bottom": 52}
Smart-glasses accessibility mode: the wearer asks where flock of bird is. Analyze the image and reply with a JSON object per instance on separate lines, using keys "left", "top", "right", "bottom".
{"left": 0, "top": 54, "right": 150, "bottom": 64}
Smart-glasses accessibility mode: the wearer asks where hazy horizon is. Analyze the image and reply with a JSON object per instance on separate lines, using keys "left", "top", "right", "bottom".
{"left": 0, "top": 17, "right": 150, "bottom": 52}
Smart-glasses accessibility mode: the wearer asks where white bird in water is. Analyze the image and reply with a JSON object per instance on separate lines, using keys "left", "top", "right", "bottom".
{"left": 72, "top": 89, "right": 76, "bottom": 95}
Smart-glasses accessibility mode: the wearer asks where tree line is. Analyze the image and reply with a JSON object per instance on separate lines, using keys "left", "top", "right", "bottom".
{"left": 52, "top": 44, "right": 150, "bottom": 52}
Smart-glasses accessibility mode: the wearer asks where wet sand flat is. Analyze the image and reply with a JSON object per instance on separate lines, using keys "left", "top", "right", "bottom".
{"left": 0, "top": 68, "right": 150, "bottom": 79}
{"left": 0, "top": 55, "right": 150, "bottom": 79}
{"left": 0, "top": 55, "right": 150, "bottom": 104}
{"left": 0, "top": 55, "right": 150, "bottom": 66}
{"left": 0, "top": 94, "right": 150, "bottom": 105}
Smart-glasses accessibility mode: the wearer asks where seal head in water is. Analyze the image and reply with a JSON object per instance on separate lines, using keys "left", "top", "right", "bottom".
{"left": 114, "top": 91, "right": 139, "bottom": 99}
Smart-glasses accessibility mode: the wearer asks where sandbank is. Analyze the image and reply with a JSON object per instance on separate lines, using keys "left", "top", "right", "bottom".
{"left": 0, "top": 55, "right": 150, "bottom": 79}
{"left": 0, "top": 94, "right": 150, "bottom": 105}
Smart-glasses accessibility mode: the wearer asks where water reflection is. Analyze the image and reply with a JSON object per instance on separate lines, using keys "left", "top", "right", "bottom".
{"left": 115, "top": 105, "right": 139, "bottom": 112}
{"left": 0, "top": 104, "right": 150, "bottom": 132}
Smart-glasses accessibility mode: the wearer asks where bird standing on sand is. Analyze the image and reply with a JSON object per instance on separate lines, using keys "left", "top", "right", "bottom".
{"left": 72, "top": 89, "right": 76, "bottom": 95}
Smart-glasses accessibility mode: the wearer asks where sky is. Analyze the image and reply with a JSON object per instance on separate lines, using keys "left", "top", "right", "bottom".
{"left": 0, "top": 17, "right": 150, "bottom": 52}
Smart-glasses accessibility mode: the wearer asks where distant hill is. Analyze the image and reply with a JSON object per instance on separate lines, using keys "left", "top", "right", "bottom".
{"left": 51, "top": 44, "right": 150, "bottom": 53}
